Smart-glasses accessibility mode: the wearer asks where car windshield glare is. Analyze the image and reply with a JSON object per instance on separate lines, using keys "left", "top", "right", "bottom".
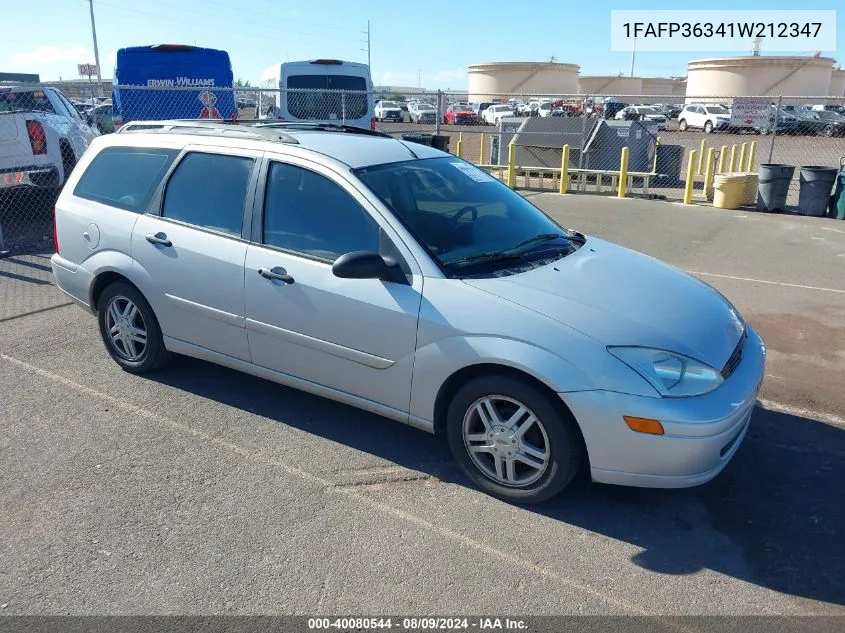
{"left": 355, "top": 157, "right": 579, "bottom": 273}
{"left": 706, "top": 106, "right": 729, "bottom": 115}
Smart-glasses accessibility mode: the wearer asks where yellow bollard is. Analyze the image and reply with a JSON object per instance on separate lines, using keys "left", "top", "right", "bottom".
{"left": 738, "top": 143, "right": 747, "bottom": 173}
{"left": 479, "top": 133, "right": 486, "bottom": 165}
{"left": 718, "top": 145, "right": 728, "bottom": 174}
{"left": 746, "top": 141, "right": 757, "bottom": 172}
{"left": 697, "top": 138, "right": 707, "bottom": 175}
{"left": 456, "top": 132, "right": 464, "bottom": 158}
{"left": 683, "top": 149, "right": 698, "bottom": 204}
{"left": 506, "top": 142, "right": 516, "bottom": 188}
{"left": 704, "top": 147, "right": 716, "bottom": 199}
{"left": 729, "top": 144, "right": 738, "bottom": 172}
{"left": 617, "top": 147, "right": 629, "bottom": 198}
{"left": 559, "top": 144, "right": 570, "bottom": 194}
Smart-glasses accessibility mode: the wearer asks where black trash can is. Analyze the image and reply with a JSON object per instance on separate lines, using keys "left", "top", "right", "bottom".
{"left": 798, "top": 166, "right": 839, "bottom": 217}
{"left": 401, "top": 132, "right": 450, "bottom": 153}
{"left": 756, "top": 164, "right": 795, "bottom": 212}
{"left": 653, "top": 144, "right": 684, "bottom": 186}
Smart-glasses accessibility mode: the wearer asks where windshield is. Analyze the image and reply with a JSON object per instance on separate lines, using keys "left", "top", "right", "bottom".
{"left": 706, "top": 106, "right": 730, "bottom": 114}
{"left": 635, "top": 107, "right": 657, "bottom": 113}
{"left": 355, "top": 157, "right": 581, "bottom": 275}
{"left": 817, "top": 111, "right": 843, "bottom": 121}
{"left": 379, "top": 101, "right": 398, "bottom": 108}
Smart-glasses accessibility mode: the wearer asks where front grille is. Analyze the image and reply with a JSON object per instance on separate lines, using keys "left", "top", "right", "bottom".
{"left": 721, "top": 328, "right": 747, "bottom": 378}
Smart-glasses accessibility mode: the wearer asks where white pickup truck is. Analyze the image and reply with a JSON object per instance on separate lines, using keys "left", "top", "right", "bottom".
{"left": 0, "top": 86, "right": 98, "bottom": 194}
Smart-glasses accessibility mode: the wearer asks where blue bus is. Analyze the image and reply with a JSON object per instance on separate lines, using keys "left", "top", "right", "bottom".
{"left": 112, "top": 45, "right": 237, "bottom": 126}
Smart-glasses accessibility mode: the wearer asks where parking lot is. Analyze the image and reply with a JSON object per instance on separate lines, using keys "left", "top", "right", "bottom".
{"left": 2, "top": 194, "right": 844, "bottom": 615}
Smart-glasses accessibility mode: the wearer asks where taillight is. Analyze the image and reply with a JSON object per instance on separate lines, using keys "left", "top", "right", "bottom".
{"left": 53, "top": 208, "right": 59, "bottom": 254}
{"left": 113, "top": 116, "right": 124, "bottom": 129}
{"left": 229, "top": 111, "right": 238, "bottom": 120}
{"left": 370, "top": 117, "right": 377, "bottom": 131}
{"left": 27, "top": 120, "right": 47, "bottom": 154}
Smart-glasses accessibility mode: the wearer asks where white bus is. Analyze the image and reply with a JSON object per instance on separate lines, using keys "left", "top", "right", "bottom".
{"left": 259, "top": 59, "right": 374, "bottom": 129}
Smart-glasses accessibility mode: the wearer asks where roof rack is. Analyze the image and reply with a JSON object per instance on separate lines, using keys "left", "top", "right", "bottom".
{"left": 116, "top": 120, "right": 299, "bottom": 144}
{"left": 253, "top": 121, "right": 391, "bottom": 138}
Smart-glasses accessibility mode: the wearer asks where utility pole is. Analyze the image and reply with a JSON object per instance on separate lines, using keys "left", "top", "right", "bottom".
{"left": 418, "top": 68, "right": 421, "bottom": 90}
{"left": 88, "top": 0, "right": 103, "bottom": 98}
{"left": 630, "top": 36, "right": 636, "bottom": 77}
{"left": 361, "top": 20, "right": 371, "bottom": 70}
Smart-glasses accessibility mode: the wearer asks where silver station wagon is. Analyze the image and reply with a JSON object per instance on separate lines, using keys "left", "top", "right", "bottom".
{"left": 51, "top": 120, "right": 765, "bottom": 503}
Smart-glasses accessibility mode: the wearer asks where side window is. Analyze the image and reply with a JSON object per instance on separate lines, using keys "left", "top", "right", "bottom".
{"left": 55, "top": 91, "right": 83, "bottom": 121}
{"left": 162, "top": 152, "right": 253, "bottom": 237}
{"left": 74, "top": 147, "right": 178, "bottom": 212}
{"left": 262, "top": 162, "right": 379, "bottom": 262}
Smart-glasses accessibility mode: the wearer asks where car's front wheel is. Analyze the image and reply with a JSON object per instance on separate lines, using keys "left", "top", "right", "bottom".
{"left": 446, "top": 374, "right": 583, "bottom": 504}
{"left": 704, "top": 120, "right": 714, "bottom": 134}
{"left": 97, "top": 282, "right": 170, "bottom": 373}
{"left": 678, "top": 118, "right": 688, "bottom": 131}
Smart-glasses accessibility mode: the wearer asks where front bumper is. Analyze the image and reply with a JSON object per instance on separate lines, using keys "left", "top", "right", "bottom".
{"left": 0, "top": 165, "right": 60, "bottom": 190}
{"left": 562, "top": 326, "right": 766, "bottom": 488}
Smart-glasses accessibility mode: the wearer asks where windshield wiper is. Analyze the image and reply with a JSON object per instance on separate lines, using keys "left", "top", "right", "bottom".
{"left": 443, "top": 251, "right": 525, "bottom": 268}
{"left": 501, "top": 231, "right": 585, "bottom": 254}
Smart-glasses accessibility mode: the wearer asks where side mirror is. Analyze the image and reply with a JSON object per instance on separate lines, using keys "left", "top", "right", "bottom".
{"left": 332, "top": 251, "right": 408, "bottom": 285}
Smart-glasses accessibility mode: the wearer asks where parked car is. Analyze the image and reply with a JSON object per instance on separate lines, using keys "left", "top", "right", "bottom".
{"left": 472, "top": 102, "right": 495, "bottom": 120}
{"left": 811, "top": 104, "right": 845, "bottom": 115}
{"left": 408, "top": 102, "right": 437, "bottom": 124}
{"left": 813, "top": 110, "right": 845, "bottom": 136}
{"left": 86, "top": 103, "right": 118, "bottom": 134}
{"left": 678, "top": 104, "right": 732, "bottom": 133}
{"left": 483, "top": 104, "right": 516, "bottom": 125}
{"left": 375, "top": 100, "right": 404, "bottom": 122}
{"left": 0, "top": 85, "right": 98, "bottom": 197}
{"left": 51, "top": 118, "right": 765, "bottom": 503}
{"left": 615, "top": 106, "right": 668, "bottom": 130}
{"left": 444, "top": 104, "right": 477, "bottom": 125}
{"left": 755, "top": 107, "right": 802, "bottom": 135}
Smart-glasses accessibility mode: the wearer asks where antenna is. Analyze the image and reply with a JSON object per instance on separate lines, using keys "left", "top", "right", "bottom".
{"left": 361, "top": 20, "right": 371, "bottom": 71}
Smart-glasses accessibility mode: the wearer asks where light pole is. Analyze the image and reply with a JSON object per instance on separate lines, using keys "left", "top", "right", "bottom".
{"left": 630, "top": 36, "right": 636, "bottom": 77}
{"left": 88, "top": 0, "right": 103, "bottom": 98}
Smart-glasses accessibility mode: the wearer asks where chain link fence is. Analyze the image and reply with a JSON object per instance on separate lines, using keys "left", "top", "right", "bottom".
{"left": 2, "top": 84, "right": 844, "bottom": 255}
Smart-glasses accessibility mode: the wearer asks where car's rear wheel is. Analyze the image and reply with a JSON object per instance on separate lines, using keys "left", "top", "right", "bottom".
{"left": 678, "top": 119, "right": 688, "bottom": 132}
{"left": 823, "top": 125, "right": 834, "bottom": 137}
{"left": 97, "top": 282, "right": 170, "bottom": 373}
{"left": 445, "top": 374, "right": 582, "bottom": 504}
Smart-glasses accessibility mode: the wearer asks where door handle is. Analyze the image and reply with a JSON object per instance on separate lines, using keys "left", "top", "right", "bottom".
{"left": 145, "top": 232, "right": 172, "bottom": 247}
{"left": 258, "top": 267, "right": 295, "bottom": 284}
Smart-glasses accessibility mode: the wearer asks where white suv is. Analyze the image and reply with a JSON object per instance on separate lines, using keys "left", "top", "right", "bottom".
{"left": 678, "top": 103, "right": 732, "bottom": 133}
{"left": 51, "top": 119, "right": 764, "bottom": 503}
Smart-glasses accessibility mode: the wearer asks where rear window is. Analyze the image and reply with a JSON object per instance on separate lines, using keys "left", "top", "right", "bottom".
{"left": 74, "top": 147, "right": 178, "bottom": 212}
{"left": 286, "top": 74, "right": 368, "bottom": 120}
{"left": 0, "top": 90, "right": 55, "bottom": 114}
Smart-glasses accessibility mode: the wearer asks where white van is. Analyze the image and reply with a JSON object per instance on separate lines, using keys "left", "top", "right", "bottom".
{"left": 259, "top": 60, "right": 374, "bottom": 130}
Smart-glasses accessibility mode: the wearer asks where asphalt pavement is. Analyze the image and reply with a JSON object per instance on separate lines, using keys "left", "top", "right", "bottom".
{"left": 1, "top": 195, "right": 844, "bottom": 616}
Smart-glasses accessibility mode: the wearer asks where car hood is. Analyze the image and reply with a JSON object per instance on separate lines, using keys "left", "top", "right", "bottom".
{"left": 462, "top": 238, "right": 744, "bottom": 370}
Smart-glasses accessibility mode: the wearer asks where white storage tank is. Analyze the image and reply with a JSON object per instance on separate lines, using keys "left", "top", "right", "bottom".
{"left": 686, "top": 56, "right": 835, "bottom": 100}
{"left": 829, "top": 68, "right": 845, "bottom": 97}
{"left": 468, "top": 62, "right": 579, "bottom": 101}
{"left": 578, "top": 75, "right": 642, "bottom": 97}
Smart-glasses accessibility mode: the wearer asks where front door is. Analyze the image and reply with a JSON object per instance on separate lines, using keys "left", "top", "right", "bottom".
{"left": 244, "top": 158, "right": 423, "bottom": 415}
{"left": 132, "top": 148, "right": 259, "bottom": 361}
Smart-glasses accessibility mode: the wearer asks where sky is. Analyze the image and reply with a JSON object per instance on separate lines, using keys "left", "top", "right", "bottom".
{"left": 3, "top": 0, "right": 843, "bottom": 90}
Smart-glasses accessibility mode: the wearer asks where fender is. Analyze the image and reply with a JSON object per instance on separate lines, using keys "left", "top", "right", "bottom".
{"left": 409, "top": 335, "right": 595, "bottom": 424}
{"left": 83, "top": 251, "right": 162, "bottom": 315}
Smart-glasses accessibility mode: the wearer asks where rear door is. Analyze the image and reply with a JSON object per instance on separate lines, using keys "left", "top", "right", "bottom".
{"left": 131, "top": 146, "right": 260, "bottom": 361}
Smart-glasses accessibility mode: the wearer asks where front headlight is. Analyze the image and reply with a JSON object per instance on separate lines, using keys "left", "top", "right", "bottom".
{"left": 608, "top": 347, "right": 724, "bottom": 397}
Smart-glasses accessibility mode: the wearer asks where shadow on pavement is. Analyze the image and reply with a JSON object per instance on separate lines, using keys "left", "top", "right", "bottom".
{"left": 147, "top": 355, "right": 844, "bottom": 608}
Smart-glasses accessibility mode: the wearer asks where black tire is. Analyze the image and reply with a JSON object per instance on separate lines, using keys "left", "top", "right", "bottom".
{"left": 97, "top": 282, "right": 170, "bottom": 373}
{"left": 445, "top": 373, "right": 582, "bottom": 504}
{"left": 60, "top": 141, "right": 76, "bottom": 184}
{"left": 678, "top": 119, "right": 688, "bottom": 132}
{"left": 704, "top": 121, "right": 713, "bottom": 134}
{"left": 823, "top": 125, "right": 834, "bottom": 137}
